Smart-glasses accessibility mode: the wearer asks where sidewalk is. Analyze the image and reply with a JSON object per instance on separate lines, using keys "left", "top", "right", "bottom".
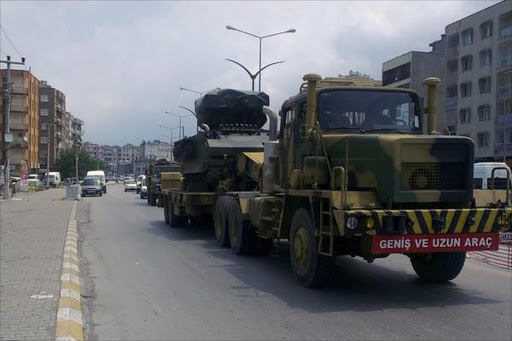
{"left": 0, "top": 189, "right": 74, "bottom": 341}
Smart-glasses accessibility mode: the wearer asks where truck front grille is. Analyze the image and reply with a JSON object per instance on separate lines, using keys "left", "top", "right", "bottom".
{"left": 401, "top": 162, "right": 466, "bottom": 190}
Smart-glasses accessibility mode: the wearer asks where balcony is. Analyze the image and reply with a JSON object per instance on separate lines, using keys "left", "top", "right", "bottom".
{"left": 497, "top": 84, "right": 512, "bottom": 100}
{"left": 447, "top": 47, "right": 459, "bottom": 59}
{"left": 10, "top": 105, "right": 27, "bottom": 112}
{"left": 11, "top": 87, "right": 28, "bottom": 95}
{"left": 10, "top": 123, "right": 28, "bottom": 131}
{"left": 445, "top": 97, "right": 458, "bottom": 109}
{"left": 10, "top": 141, "right": 28, "bottom": 149}
{"left": 445, "top": 72, "right": 459, "bottom": 84}
{"left": 499, "top": 26, "right": 512, "bottom": 41}
{"left": 495, "top": 142, "right": 512, "bottom": 154}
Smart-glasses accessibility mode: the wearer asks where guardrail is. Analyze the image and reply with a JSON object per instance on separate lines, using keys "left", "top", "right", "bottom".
{"left": 470, "top": 232, "right": 512, "bottom": 270}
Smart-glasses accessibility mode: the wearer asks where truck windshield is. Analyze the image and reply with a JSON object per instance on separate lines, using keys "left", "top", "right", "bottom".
{"left": 155, "top": 166, "right": 181, "bottom": 177}
{"left": 318, "top": 89, "right": 422, "bottom": 134}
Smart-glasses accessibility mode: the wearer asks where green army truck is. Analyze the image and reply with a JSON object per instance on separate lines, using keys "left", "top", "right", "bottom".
{"left": 164, "top": 74, "right": 512, "bottom": 287}
{"left": 145, "top": 159, "right": 182, "bottom": 207}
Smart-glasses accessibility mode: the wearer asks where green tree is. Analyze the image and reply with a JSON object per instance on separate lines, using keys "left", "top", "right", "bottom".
{"left": 54, "top": 148, "right": 107, "bottom": 179}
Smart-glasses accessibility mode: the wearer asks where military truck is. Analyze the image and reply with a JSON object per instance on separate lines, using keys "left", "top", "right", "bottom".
{"left": 162, "top": 89, "right": 270, "bottom": 226}
{"left": 145, "top": 159, "right": 181, "bottom": 207}
{"left": 165, "top": 74, "right": 512, "bottom": 287}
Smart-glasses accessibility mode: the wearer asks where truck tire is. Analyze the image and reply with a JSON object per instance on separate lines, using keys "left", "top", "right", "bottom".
{"left": 214, "top": 196, "right": 231, "bottom": 248}
{"left": 147, "top": 191, "right": 151, "bottom": 204}
{"left": 169, "top": 204, "right": 185, "bottom": 228}
{"left": 410, "top": 252, "right": 466, "bottom": 282}
{"left": 227, "top": 197, "right": 257, "bottom": 255}
{"left": 289, "top": 208, "right": 335, "bottom": 288}
{"left": 164, "top": 197, "right": 170, "bottom": 224}
{"left": 150, "top": 193, "right": 157, "bottom": 206}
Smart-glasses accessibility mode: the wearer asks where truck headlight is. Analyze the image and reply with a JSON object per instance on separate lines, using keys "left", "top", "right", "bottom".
{"left": 346, "top": 216, "right": 358, "bottom": 230}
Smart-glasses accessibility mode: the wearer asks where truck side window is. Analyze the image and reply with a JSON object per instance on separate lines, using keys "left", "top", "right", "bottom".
{"left": 285, "top": 109, "right": 294, "bottom": 126}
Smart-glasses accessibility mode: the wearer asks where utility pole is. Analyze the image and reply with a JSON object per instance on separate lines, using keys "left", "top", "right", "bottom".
{"left": 1, "top": 55, "right": 25, "bottom": 199}
{"left": 45, "top": 123, "right": 54, "bottom": 186}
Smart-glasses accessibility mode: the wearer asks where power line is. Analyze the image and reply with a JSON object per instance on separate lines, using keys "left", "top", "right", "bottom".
{"left": 0, "top": 25, "right": 23, "bottom": 60}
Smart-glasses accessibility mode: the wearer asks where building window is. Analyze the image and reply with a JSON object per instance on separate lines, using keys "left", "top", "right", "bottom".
{"left": 460, "top": 108, "right": 471, "bottom": 123}
{"left": 40, "top": 108, "right": 49, "bottom": 116}
{"left": 478, "top": 105, "right": 490, "bottom": 121}
{"left": 480, "top": 49, "right": 492, "bottom": 66}
{"left": 479, "top": 77, "right": 491, "bottom": 94}
{"left": 477, "top": 132, "right": 489, "bottom": 148}
{"left": 446, "top": 85, "right": 458, "bottom": 98}
{"left": 460, "top": 82, "right": 472, "bottom": 97}
{"left": 462, "top": 28, "right": 473, "bottom": 45}
{"left": 461, "top": 55, "right": 472, "bottom": 71}
{"left": 40, "top": 137, "right": 48, "bottom": 144}
{"left": 448, "top": 34, "right": 459, "bottom": 48}
{"left": 40, "top": 94, "right": 49, "bottom": 102}
{"left": 447, "top": 59, "right": 458, "bottom": 73}
{"left": 480, "top": 20, "right": 493, "bottom": 39}
{"left": 41, "top": 123, "right": 48, "bottom": 130}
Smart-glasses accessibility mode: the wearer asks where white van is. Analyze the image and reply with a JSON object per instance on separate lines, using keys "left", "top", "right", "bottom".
{"left": 87, "top": 170, "right": 107, "bottom": 193}
{"left": 473, "top": 162, "right": 512, "bottom": 190}
{"left": 44, "top": 172, "right": 61, "bottom": 187}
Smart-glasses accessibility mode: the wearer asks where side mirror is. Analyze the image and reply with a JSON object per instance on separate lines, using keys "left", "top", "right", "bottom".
{"left": 299, "top": 124, "right": 316, "bottom": 138}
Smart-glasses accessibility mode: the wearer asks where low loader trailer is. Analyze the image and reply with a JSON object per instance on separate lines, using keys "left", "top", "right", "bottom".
{"left": 164, "top": 74, "right": 512, "bottom": 287}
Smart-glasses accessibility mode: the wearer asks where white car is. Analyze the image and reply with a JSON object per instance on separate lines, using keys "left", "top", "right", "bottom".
{"left": 124, "top": 180, "right": 137, "bottom": 192}
{"left": 140, "top": 178, "right": 148, "bottom": 199}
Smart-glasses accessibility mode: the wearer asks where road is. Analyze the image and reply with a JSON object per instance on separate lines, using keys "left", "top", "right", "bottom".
{"left": 78, "top": 183, "right": 512, "bottom": 341}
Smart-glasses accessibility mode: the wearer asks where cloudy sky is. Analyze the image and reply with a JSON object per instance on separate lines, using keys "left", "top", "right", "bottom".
{"left": 0, "top": 0, "right": 500, "bottom": 145}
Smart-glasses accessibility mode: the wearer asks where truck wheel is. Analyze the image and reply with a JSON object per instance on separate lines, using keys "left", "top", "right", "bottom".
{"left": 147, "top": 191, "right": 151, "bottom": 204}
{"left": 169, "top": 204, "right": 184, "bottom": 228}
{"left": 150, "top": 193, "right": 157, "bottom": 206}
{"left": 214, "top": 196, "right": 231, "bottom": 247}
{"left": 410, "top": 252, "right": 466, "bottom": 282}
{"left": 289, "top": 208, "right": 335, "bottom": 288}
{"left": 227, "top": 197, "right": 257, "bottom": 255}
{"left": 164, "top": 198, "right": 170, "bottom": 225}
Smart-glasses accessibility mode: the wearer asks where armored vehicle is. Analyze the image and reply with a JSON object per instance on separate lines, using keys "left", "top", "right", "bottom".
{"left": 145, "top": 159, "right": 181, "bottom": 206}
{"left": 201, "top": 73, "right": 510, "bottom": 287}
{"left": 163, "top": 89, "right": 270, "bottom": 225}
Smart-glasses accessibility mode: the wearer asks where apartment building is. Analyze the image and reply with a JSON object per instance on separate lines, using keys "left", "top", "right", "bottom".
{"left": 382, "top": 35, "right": 447, "bottom": 133}
{"left": 0, "top": 69, "right": 40, "bottom": 170}
{"left": 140, "top": 140, "right": 173, "bottom": 161}
{"left": 444, "top": 1, "right": 511, "bottom": 161}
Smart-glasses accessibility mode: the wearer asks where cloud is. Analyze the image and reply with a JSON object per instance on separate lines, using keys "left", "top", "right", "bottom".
{"left": 0, "top": 0, "right": 499, "bottom": 144}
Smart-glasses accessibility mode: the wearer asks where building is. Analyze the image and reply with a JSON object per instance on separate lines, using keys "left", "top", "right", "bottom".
{"left": 382, "top": 35, "right": 447, "bottom": 133}
{"left": 140, "top": 140, "right": 173, "bottom": 161}
{"left": 444, "top": 1, "right": 511, "bottom": 162}
{"left": 0, "top": 69, "right": 40, "bottom": 170}
{"left": 71, "top": 117, "right": 84, "bottom": 146}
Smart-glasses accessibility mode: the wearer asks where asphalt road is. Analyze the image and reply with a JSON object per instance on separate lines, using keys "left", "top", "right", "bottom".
{"left": 78, "top": 183, "right": 512, "bottom": 341}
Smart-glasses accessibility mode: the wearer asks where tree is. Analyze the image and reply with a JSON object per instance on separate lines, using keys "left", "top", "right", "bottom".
{"left": 54, "top": 148, "right": 107, "bottom": 179}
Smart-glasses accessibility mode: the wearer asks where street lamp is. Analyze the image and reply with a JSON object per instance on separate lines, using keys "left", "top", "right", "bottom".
{"left": 43, "top": 123, "right": 55, "bottom": 187}
{"left": 226, "top": 25, "right": 295, "bottom": 91}
{"left": 225, "top": 58, "right": 284, "bottom": 91}
{"left": 177, "top": 106, "right": 199, "bottom": 134}
{"left": 179, "top": 87, "right": 207, "bottom": 96}
{"left": 158, "top": 125, "right": 181, "bottom": 161}
{"left": 164, "top": 111, "right": 194, "bottom": 140}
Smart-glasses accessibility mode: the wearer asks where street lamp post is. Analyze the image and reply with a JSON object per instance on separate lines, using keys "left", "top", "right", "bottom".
{"left": 158, "top": 125, "right": 181, "bottom": 161}
{"left": 179, "top": 87, "right": 207, "bottom": 96}
{"left": 44, "top": 123, "right": 55, "bottom": 187}
{"left": 164, "top": 111, "right": 194, "bottom": 140}
{"left": 225, "top": 58, "right": 284, "bottom": 91}
{"left": 226, "top": 25, "right": 295, "bottom": 91}
{"left": 177, "top": 106, "right": 199, "bottom": 133}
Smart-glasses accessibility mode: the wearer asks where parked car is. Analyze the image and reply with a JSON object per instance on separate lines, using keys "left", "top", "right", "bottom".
{"left": 140, "top": 177, "right": 148, "bottom": 199}
{"left": 81, "top": 177, "right": 103, "bottom": 197}
{"left": 124, "top": 179, "right": 137, "bottom": 192}
{"left": 136, "top": 174, "right": 145, "bottom": 194}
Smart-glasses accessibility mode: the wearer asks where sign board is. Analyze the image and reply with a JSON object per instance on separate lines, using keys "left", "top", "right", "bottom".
{"left": 500, "top": 232, "right": 512, "bottom": 244}
{"left": 20, "top": 162, "right": 28, "bottom": 191}
{"left": 372, "top": 233, "right": 500, "bottom": 254}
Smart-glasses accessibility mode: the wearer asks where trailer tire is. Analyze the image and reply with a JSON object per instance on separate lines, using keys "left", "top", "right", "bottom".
{"left": 289, "top": 208, "right": 334, "bottom": 288}
{"left": 214, "top": 196, "right": 231, "bottom": 248}
{"left": 228, "top": 197, "right": 257, "bottom": 255}
{"left": 150, "top": 193, "right": 157, "bottom": 206}
{"left": 164, "top": 198, "right": 170, "bottom": 225}
{"left": 169, "top": 204, "right": 185, "bottom": 228}
{"left": 410, "top": 252, "right": 466, "bottom": 282}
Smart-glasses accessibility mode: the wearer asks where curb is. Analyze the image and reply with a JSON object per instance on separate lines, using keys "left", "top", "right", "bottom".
{"left": 55, "top": 201, "right": 85, "bottom": 341}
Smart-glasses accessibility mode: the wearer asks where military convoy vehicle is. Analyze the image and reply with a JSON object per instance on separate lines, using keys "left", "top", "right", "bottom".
{"left": 145, "top": 159, "right": 181, "bottom": 207}
{"left": 162, "top": 89, "right": 270, "bottom": 226}
{"left": 163, "top": 74, "right": 512, "bottom": 287}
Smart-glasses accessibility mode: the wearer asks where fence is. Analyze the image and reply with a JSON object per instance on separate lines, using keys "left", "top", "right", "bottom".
{"left": 470, "top": 233, "right": 512, "bottom": 270}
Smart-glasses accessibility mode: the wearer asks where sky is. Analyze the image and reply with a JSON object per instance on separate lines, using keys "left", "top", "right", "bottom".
{"left": 0, "top": 0, "right": 501, "bottom": 145}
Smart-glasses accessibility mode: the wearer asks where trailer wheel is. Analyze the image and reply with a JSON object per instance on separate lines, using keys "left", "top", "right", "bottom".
{"left": 164, "top": 198, "right": 170, "bottom": 224}
{"left": 410, "top": 252, "right": 466, "bottom": 282}
{"left": 228, "top": 197, "right": 257, "bottom": 255}
{"left": 169, "top": 204, "right": 185, "bottom": 228}
{"left": 289, "top": 208, "right": 334, "bottom": 288}
{"left": 150, "top": 193, "right": 157, "bottom": 206}
{"left": 214, "top": 196, "right": 231, "bottom": 247}
{"left": 147, "top": 191, "right": 151, "bottom": 204}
